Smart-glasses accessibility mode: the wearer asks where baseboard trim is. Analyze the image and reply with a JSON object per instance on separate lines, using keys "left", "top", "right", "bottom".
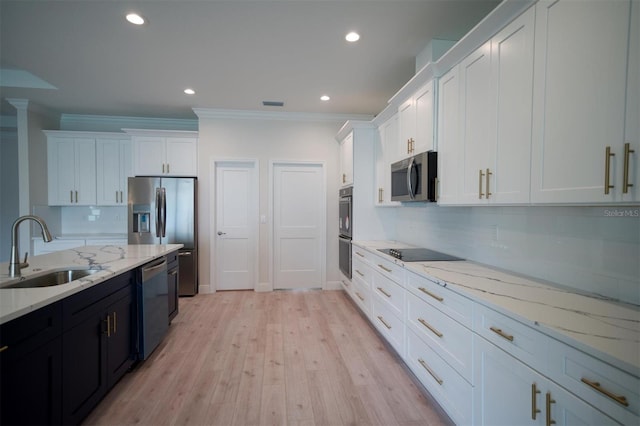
{"left": 324, "top": 280, "right": 343, "bottom": 290}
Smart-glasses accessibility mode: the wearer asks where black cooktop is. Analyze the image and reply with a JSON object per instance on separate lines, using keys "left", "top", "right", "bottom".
{"left": 377, "top": 248, "right": 464, "bottom": 262}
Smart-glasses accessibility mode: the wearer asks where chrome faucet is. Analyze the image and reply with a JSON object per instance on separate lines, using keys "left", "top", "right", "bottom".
{"left": 9, "top": 215, "right": 53, "bottom": 277}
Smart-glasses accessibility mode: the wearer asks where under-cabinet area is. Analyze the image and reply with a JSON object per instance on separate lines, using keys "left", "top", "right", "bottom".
{"left": 0, "top": 245, "right": 181, "bottom": 426}
{"left": 343, "top": 241, "right": 639, "bottom": 426}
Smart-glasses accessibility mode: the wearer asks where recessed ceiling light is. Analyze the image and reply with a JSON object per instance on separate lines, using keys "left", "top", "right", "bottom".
{"left": 184, "top": 88, "right": 195, "bottom": 95}
{"left": 345, "top": 32, "right": 360, "bottom": 42}
{"left": 126, "top": 13, "right": 145, "bottom": 25}
{"left": 320, "top": 95, "right": 330, "bottom": 101}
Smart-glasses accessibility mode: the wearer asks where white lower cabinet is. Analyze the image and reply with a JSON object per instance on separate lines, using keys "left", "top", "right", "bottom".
{"left": 474, "top": 335, "right": 618, "bottom": 426}
{"left": 351, "top": 272, "right": 372, "bottom": 317}
{"left": 407, "top": 328, "right": 474, "bottom": 425}
{"left": 371, "top": 293, "right": 404, "bottom": 357}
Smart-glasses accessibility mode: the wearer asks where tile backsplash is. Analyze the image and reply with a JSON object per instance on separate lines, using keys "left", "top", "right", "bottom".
{"left": 32, "top": 205, "right": 127, "bottom": 235}
{"left": 394, "top": 205, "right": 640, "bottom": 305}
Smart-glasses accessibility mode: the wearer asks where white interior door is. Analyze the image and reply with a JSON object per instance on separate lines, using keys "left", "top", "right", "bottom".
{"left": 273, "top": 162, "right": 325, "bottom": 290}
{"left": 215, "top": 161, "right": 258, "bottom": 291}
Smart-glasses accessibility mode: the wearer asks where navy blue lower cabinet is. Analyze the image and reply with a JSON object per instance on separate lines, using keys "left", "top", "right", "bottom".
{"left": 0, "top": 303, "right": 63, "bottom": 426}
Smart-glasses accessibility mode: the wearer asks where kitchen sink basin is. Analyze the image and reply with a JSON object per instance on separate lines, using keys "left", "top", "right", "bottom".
{"left": 2, "top": 269, "right": 100, "bottom": 289}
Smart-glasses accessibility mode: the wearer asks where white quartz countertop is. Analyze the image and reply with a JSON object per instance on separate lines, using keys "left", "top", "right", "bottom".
{"left": 0, "top": 244, "right": 182, "bottom": 325}
{"left": 353, "top": 240, "right": 640, "bottom": 376}
{"left": 32, "top": 233, "right": 128, "bottom": 240}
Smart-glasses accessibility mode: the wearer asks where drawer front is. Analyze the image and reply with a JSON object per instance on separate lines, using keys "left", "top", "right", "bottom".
{"left": 351, "top": 274, "right": 371, "bottom": 316}
{"left": 406, "top": 329, "right": 473, "bottom": 426}
{"left": 352, "top": 246, "right": 373, "bottom": 265}
{"left": 548, "top": 338, "right": 639, "bottom": 425}
{"left": 474, "top": 303, "right": 548, "bottom": 372}
{"left": 352, "top": 257, "right": 373, "bottom": 286}
{"left": 406, "top": 291, "right": 473, "bottom": 383}
{"left": 0, "top": 302, "right": 62, "bottom": 352}
{"left": 372, "top": 270, "right": 404, "bottom": 316}
{"left": 371, "top": 254, "right": 405, "bottom": 285}
{"left": 406, "top": 270, "right": 473, "bottom": 328}
{"left": 340, "top": 277, "right": 352, "bottom": 294}
{"left": 372, "top": 296, "right": 405, "bottom": 357}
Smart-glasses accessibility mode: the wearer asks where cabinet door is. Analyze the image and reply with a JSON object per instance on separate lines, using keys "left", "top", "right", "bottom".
{"left": 437, "top": 66, "right": 462, "bottom": 204}
{"left": 490, "top": 7, "right": 535, "bottom": 204}
{"left": 375, "top": 115, "right": 400, "bottom": 205}
{"left": 106, "top": 292, "right": 135, "bottom": 388}
{"left": 459, "top": 41, "right": 493, "bottom": 204}
{"left": 414, "top": 80, "right": 435, "bottom": 154}
{"left": 134, "top": 136, "right": 165, "bottom": 176}
{"left": 0, "top": 338, "right": 63, "bottom": 426}
{"left": 545, "top": 380, "right": 619, "bottom": 426}
{"left": 623, "top": 0, "right": 639, "bottom": 202}
{"left": 119, "top": 139, "right": 133, "bottom": 201}
{"left": 398, "top": 97, "right": 415, "bottom": 158}
{"left": 165, "top": 137, "right": 197, "bottom": 176}
{"left": 74, "top": 138, "right": 97, "bottom": 205}
{"left": 339, "top": 132, "right": 354, "bottom": 186}
{"left": 96, "top": 139, "right": 122, "bottom": 205}
{"left": 168, "top": 266, "right": 179, "bottom": 322}
{"left": 531, "top": 0, "right": 630, "bottom": 203}
{"left": 48, "top": 137, "right": 77, "bottom": 205}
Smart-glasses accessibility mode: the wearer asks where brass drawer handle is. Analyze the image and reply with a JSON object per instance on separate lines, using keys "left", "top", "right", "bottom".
{"left": 377, "top": 316, "right": 392, "bottom": 330}
{"left": 418, "top": 318, "right": 442, "bottom": 338}
{"left": 418, "top": 358, "right": 443, "bottom": 385}
{"left": 581, "top": 377, "right": 629, "bottom": 407}
{"left": 355, "top": 269, "right": 364, "bottom": 277}
{"left": 342, "top": 280, "right": 350, "bottom": 287}
{"left": 376, "top": 287, "right": 391, "bottom": 298}
{"left": 355, "top": 292, "right": 365, "bottom": 302}
{"left": 546, "top": 392, "right": 556, "bottom": 426}
{"left": 531, "top": 383, "right": 541, "bottom": 420}
{"left": 113, "top": 312, "right": 117, "bottom": 334}
{"left": 378, "top": 188, "right": 383, "bottom": 203}
{"left": 485, "top": 168, "right": 492, "bottom": 199}
{"left": 623, "top": 142, "right": 635, "bottom": 194}
{"left": 377, "top": 264, "right": 392, "bottom": 273}
{"left": 479, "top": 169, "right": 485, "bottom": 199}
{"left": 0, "top": 345, "right": 8, "bottom": 353}
{"left": 104, "top": 314, "right": 111, "bottom": 337}
{"left": 489, "top": 326, "right": 514, "bottom": 342}
{"left": 355, "top": 251, "right": 365, "bottom": 258}
{"left": 418, "top": 287, "right": 443, "bottom": 302}
{"left": 605, "top": 146, "right": 615, "bottom": 194}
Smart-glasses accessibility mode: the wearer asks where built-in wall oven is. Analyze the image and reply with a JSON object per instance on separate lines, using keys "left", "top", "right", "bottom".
{"left": 338, "top": 186, "right": 352, "bottom": 279}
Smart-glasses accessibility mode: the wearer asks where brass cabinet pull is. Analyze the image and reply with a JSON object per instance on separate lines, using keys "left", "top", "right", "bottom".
{"left": 167, "top": 163, "right": 170, "bottom": 173}
{"left": 342, "top": 280, "right": 350, "bottom": 287}
{"left": 116, "top": 190, "right": 119, "bottom": 203}
{"left": 75, "top": 191, "right": 78, "bottom": 203}
{"left": 377, "top": 315, "right": 392, "bottom": 329}
{"left": 531, "top": 383, "right": 541, "bottom": 420}
{"left": 113, "top": 312, "right": 117, "bottom": 334}
{"left": 489, "top": 326, "right": 514, "bottom": 342}
{"left": 623, "top": 143, "right": 635, "bottom": 193}
{"left": 342, "top": 173, "right": 346, "bottom": 183}
{"left": 418, "top": 318, "right": 443, "bottom": 338}
{"left": 376, "top": 287, "right": 391, "bottom": 298}
{"left": 355, "top": 251, "right": 365, "bottom": 258}
{"left": 545, "top": 392, "right": 556, "bottom": 426}
{"left": 479, "top": 169, "right": 485, "bottom": 199}
{"left": 355, "top": 292, "right": 365, "bottom": 302}
{"left": 418, "top": 287, "right": 443, "bottom": 302}
{"left": 121, "top": 191, "right": 124, "bottom": 203}
{"left": 407, "top": 139, "right": 411, "bottom": 154}
{"left": 0, "top": 345, "right": 8, "bottom": 353}
{"left": 377, "top": 264, "right": 392, "bottom": 273}
{"left": 605, "top": 146, "right": 615, "bottom": 194}
{"left": 378, "top": 188, "right": 383, "bottom": 203}
{"left": 485, "top": 168, "right": 492, "bottom": 199}
{"left": 104, "top": 314, "right": 111, "bottom": 337}
{"left": 355, "top": 269, "right": 364, "bottom": 277}
{"left": 434, "top": 177, "right": 439, "bottom": 201}
{"left": 418, "top": 358, "right": 443, "bottom": 385}
{"left": 581, "top": 377, "right": 629, "bottom": 406}
{"left": 70, "top": 190, "right": 73, "bottom": 203}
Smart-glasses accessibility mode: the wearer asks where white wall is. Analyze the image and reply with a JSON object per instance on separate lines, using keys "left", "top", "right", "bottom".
{"left": 196, "top": 114, "right": 345, "bottom": 292}
{"left": 394, "top": 205, "right": 640, "bottom": 305}
{"left": 0, "top": 129, "right": 19, "bottom": 262}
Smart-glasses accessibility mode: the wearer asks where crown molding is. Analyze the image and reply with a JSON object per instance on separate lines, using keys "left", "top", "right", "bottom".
{"left": 60, "top": 114, "right": 198, "bottom": 132}
{"left": 193, "top": 108, "right": 373, "bottom": 123}
{"left": 335, "top": 120, "right": 375, "bottom": 141}
{"left": 122, "top": 128, "right": 198, "bottom": 138}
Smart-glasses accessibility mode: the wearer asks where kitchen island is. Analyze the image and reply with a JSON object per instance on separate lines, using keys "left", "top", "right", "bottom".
{"left": 0, "top": 244, "right": 182, "bottom": 324}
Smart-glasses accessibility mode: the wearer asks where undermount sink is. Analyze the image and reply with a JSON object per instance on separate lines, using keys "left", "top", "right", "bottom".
{"left": 2, "top": 269, "right": 100, "bottom": 289}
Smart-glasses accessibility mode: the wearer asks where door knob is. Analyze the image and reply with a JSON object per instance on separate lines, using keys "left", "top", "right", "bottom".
{"left": 217, "top": 231, "right": 226, "bottom": 236}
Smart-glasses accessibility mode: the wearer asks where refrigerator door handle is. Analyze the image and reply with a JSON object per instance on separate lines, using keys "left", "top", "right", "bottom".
{"left": 161, "top": 187, "right": 167, "bottom": 237}
{"left": 155, "top": 188, "right": 162, "bottom": 238}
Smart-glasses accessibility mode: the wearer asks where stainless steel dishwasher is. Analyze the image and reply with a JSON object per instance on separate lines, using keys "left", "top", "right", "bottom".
{"left": 137, "top": 257, "right": 168, "bottom": 360}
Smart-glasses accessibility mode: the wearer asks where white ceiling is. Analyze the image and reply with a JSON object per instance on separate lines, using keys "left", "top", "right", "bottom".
{"left": 0, "top": 0, "right": 499, "bottom": 120}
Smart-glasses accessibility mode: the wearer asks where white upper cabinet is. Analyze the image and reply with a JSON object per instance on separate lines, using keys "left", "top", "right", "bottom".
{"left": 436, "top": 66, "right": 462, "bottom": 205}
{"left": 623, "top": 0, "right": 639, "bottom": 202}
{"left": 96, "top": 138, "right": 132, "bottom": 206}
{"left": 398, "top": 80, "right": 435, "bottom": 160}
{"left": 531, "top": 0, "right": 636, "bottom": 203}
{"left": 375, "top": 114, "right": 400, "bottom": 206}
{"left": 47, "top": 136, "right": 96, "bottom": 206}
{"left": 128, "top": 130, "right": 198, "bottom": 177}
{"left": 339, "top": 131, "right": 354, "bottom": 186}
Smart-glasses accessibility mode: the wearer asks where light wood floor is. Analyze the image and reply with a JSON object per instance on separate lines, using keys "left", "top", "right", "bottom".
{"left": 83, "top": 290, "right": 452, "bottom": 426}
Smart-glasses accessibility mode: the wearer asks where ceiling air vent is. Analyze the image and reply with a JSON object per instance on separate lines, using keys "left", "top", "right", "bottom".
{"left": 262, "top": 101, "right": 284, "bottom": 107}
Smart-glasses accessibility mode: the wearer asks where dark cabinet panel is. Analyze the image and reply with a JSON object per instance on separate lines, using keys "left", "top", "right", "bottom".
{"left": 168, "top": 262, "right": 179, "bottom": 323}
{"left": 107, "top": 291, "right": 136, "bottom": 387}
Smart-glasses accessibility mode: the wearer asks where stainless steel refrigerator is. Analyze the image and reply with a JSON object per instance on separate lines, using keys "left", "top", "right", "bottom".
{"left": 128, "top": 177, "right": 198, "bottom": 296}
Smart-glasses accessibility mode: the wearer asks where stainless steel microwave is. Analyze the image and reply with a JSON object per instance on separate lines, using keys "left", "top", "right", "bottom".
{"left": 390, "top": 151, "right": 437, "bottom": 202}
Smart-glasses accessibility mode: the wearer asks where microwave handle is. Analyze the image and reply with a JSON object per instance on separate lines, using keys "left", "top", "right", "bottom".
{"left": 407, "top": 157, "right": 416, "bottom": 200}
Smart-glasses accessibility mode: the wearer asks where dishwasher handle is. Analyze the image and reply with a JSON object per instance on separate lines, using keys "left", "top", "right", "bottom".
{"left": 141, "top": 258, "right": 167, "bottom": 281}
